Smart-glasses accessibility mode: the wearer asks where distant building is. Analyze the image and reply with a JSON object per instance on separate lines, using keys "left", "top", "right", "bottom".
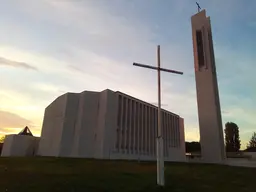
{"left": 1, "top": 127, "right": 39, "bottom": 157}
{"left": 37, "top": 89, "right": 186, "bottom": 162}
{"left": 18, "top": 126, "right": 33, "bottom": 136}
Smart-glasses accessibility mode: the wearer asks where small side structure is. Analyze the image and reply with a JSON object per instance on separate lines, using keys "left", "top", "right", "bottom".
{"left": 1, "top": 127, "right": 39, "bottom": 157}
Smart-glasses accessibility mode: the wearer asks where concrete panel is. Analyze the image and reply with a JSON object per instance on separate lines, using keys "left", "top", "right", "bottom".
{"left": 76, "top": 91, "right": 99, "bottom": 158}
{"left": 102, "top": 90, "right": 118, "bottom": 158}
{"left": 37, "top": 94, "right": 68, "bottom": 156}
{"left": 94, "top": 90, "right": 108, "bottom": 159}
{"left": 59, "top": 93, "right": 79, "bottom": 157}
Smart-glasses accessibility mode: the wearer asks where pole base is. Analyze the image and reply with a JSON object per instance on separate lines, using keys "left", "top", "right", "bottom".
{"left": 156, "top": 137, "right": 165, "bottom": 186}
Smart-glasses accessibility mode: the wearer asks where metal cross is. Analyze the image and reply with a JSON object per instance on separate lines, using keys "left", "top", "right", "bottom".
{"left": 196, "top": 2, "right": 201, "bottom": 13}
{"left": 133, "top": 45, "right": 183, "bottom": 186}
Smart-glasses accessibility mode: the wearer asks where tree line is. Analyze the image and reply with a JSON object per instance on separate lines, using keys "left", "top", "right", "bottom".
{"left": 186, "top": 122, "right": 255, "bottom": 153}
{"left": 1, "top": 123, "right": 256, "bottom": 153}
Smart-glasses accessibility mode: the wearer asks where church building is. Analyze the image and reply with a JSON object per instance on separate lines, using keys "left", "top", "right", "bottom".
{"left": 37, "top": 89, "right": 186, "bottom": 162}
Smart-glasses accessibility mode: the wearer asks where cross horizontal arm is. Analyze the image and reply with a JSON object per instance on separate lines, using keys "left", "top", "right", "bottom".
{"left": 133, "top": 62, "right": 183, "bottom": 75}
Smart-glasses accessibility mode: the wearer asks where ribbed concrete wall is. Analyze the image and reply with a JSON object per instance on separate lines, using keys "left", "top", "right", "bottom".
{"left": 38, "top": 89, "right": 186, "bottom": 162}
{"left": 112, "top": 92, "right": 185, "bottom": 161}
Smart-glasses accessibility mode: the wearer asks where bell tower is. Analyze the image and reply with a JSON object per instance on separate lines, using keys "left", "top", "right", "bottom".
{"left": 191, "top": 9, "right": 226, "bottom": 163}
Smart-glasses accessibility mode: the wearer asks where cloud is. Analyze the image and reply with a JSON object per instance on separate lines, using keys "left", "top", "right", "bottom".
{"left": 0, "top": 110, "right": 33, "bottom": 130}
{"left": 0, "top": 0, "right": 255, "bottom": 145}
{"left": 0, "top": 56, "right": 37, "bottom": 70}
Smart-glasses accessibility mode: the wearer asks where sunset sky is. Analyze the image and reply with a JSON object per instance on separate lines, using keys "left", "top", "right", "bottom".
{"left": 0, "top": 0, "right": 255, "bottom": 148}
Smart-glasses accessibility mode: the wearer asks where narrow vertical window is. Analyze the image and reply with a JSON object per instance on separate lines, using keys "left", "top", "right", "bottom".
{"left": 116, "top": 95, "right": 122, "bottom": 149}
{"left": 139, "top": 104, "right": 142, "bottom": 152}
{"left": 121, "top": 97, "right": 127, "bottom": 150}
{"left": 131, "top": 100, "right": 134, "bottom": 153}
{"left": 196, "top": 30, "right": 205, "bottom": 68}
{"left": 135, "top": 102, "right": 138, "bottom": 152}
{"left": 126, "top": 99, "right": 130, "bottom": 151}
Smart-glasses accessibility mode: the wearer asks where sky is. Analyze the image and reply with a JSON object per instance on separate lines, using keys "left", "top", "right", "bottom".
{"left": 0, "top": 0, "right": 255, "bottom": 149}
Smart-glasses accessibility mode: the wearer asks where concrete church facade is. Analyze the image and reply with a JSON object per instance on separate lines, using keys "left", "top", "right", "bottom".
{"left": 37, "top": 89, "right": 186, "bottom": 162}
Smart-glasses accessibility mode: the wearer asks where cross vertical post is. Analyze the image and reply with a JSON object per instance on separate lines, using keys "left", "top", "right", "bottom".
{"left": 133, "top": 45, "right": 183, "bottom": 186}
{"left": 156, "top": 45, "right": 164, "bottom": 186}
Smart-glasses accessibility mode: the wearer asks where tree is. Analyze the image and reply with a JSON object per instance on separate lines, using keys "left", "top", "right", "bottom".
{"left": 185, "top": 141, "right": 201, "bottom": 153}
{"left": 0, "top": 136, "right": 5, "bottom": 143}
{"left": 225, "top": 122, "right": 241, "bottom": 152}
{"left": 247, "top": 132, "right": 256, "bottom": 149}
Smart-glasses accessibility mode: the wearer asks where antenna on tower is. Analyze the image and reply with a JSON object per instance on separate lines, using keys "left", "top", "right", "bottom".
{"left": 196, "top": 2, "right": 201, "bottom": 13}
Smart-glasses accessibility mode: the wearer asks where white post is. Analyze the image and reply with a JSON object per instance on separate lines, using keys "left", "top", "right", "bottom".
{"left": 132, "top": 45, "right": 183, "bottom": 186}
{"left": 156, "top": 45, "right": 165, "bottom": 186}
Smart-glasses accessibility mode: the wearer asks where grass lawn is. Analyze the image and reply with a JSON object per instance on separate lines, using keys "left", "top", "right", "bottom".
{"left": 0, "top": 157, "right": 255, "bottom": 192}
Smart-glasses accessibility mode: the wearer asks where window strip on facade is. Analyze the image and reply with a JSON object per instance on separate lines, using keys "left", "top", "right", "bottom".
{"left": 175, "top": 117, "right": 178, "bottom": 148}
{"left": 166, "top": 113, "right": 169, "bottom": 148}
{"left": 145, "top": 106, "right": 148, "bottom": 154}
{"left": 145, "top": 105, "right": 148, "bottom": 154}
{"left": 176, "top": 117, "right": 179, "bottom": 148}
{"left": 139, "top": 103, "right": 142, "bottom": 153}
{"left": 165, "top": 112, "right": 168, "bottom": 157}
{"left": 126, "top": 98, "right": 130, "bottom": 153}
{"left": 142, "top": 104, "right": 146, "bottom": 154}
{"left": 131, "top": 100, "right": 134, "bottom": 153}
{"left": 166, "top": 113, "right": 169, "bottom": 157}
{"left": 116, "top": 95, "right": 122, "bottom": 151}
{"left": 144, "top": 105, "right": 148, "bottom": 154}
{"left": 147, "top": 107, "right": 150, "bottom": 155}
{"left": 165, "top": 112, "right": 167, "bottom": 151}
{"left": 129, "top": 100, "right": 132, "bottom": 153}
{"left": 173, "top": 116, "right": 176, "bottom": 147}
{"left": 124, "top": 98, "right": 127, "bottom": 153}
{"left": 154, "top": 108, "right": 158, "bottom": 155}
{"left": 177, "top": 117, "right": 180, "bottom": 147}
{"left": 152, "top": 108, "right": 155, "bottom": 156}
{"left": 168, "top": 114, "right": 171, "bottom": 147}
{"left": 174, "top": 116, "right": 177, "bottom": 148}
{"left": 119, "top": 96, "right": 124, "bottom": 150}
{"left": 152, "top": 108, "right": 155, "bottom": 155}
{"left": 161, "top": 111, "right": 165, "bottom": 157}
{"left": 149, "top": 107, "right": 152, "bottom": 155}
{"left": 121, "top": 97, "right": 126, "bottom": 152}
{"left": 149, "top": 106, "right": 151, "bottom": 155}
{"left": 135, "top": 101, "right": 138, "bottom": 153}
{"left": 148, "top": 106, "right": 151, "bottom": 155}
{"left": 171, "top": 115, "right": 174, "bottom": 147}
{"left": 153, "top": 108, "right": 155, "bottom": 155}
{"left": 166, "top": 113, "right": 169, "bottom": 154}
{"left": 176, "top": 117, "right": 179, "bottom": 147}
{"left": 147, "top": 106, "right": 150, "bottom": 154}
